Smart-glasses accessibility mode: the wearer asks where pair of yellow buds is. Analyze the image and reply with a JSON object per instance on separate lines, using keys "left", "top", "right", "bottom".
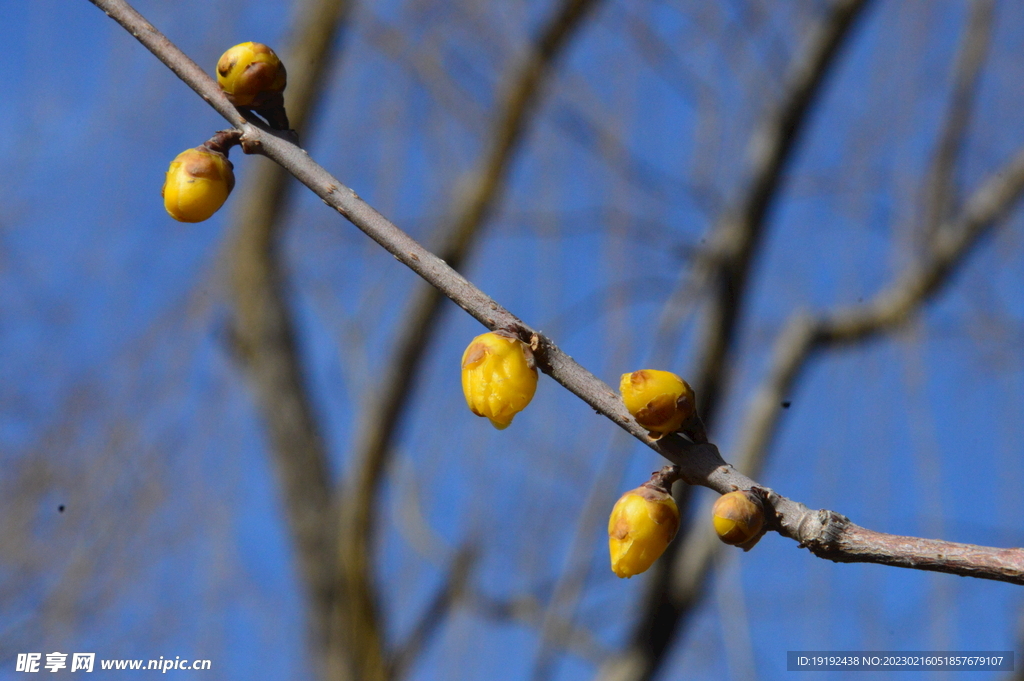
{"left": 608, "top": 485, "right": 767, "bottom": 578}
{"left": 459, "top": 341, "right": 698, "bottom": 437}
{"left": 610, "top": 370, "right": 693, "bottom": 576}
{"left": 162, "top": 42, "right": 288, "bottom": 223}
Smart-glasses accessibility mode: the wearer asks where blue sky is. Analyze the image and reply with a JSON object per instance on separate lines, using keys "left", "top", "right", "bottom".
{"left": 1, "top": 1, "right": 1023, "bottom": 679}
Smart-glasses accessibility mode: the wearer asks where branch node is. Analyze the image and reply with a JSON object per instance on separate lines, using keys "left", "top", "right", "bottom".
{"left": 239, "top": 133, "right": 263, "bottom": 155}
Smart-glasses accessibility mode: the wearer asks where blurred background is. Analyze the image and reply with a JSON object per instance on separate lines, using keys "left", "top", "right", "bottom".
{"left": 2, "top": 0, "right": 1024, "bottom": 679}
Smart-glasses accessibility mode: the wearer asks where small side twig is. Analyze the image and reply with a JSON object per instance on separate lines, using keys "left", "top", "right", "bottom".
{"left": 471, "top": 590, "right": 609, "bottom": 663}
{"left": 389, "top": 546, "right": 478, "bottom": 680}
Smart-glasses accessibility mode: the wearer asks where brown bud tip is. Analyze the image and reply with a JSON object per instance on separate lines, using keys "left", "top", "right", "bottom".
{"left": 711, "top": 490, "right": 765, "bottom": 546}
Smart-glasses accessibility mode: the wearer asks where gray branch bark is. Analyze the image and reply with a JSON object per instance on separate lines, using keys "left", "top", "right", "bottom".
{"left": 88, "top": 2, "right": 1024, "bottom": 678}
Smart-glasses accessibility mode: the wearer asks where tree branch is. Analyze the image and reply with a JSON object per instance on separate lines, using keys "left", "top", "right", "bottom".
{"left": 920, "top": 0, "right": 995, "bottom": 245}
{"left": 218, "top": 0, "right": 353, "bottom": 678}
{"left": 338, "top": 2, "right": 602, "bottom": 677}
{"left": 659, "top": 129, "right": 1024, "bottom": 621}
{"left": 389, "top": 546, "right": 477, "bottom": 680}
{"left": 611, "top": 6, "right": 1009, "bottom": 677}
{"left": 729, "top": 116, "right": 1024, "bottom": 486}
{"left": 801, "top": 518, "right": 1024, "bottom": 581}
{"left": 343, "top": 0, "right": 604, "bottom": 528}
{"left": 618, "top": 9, "right": 1010, "bottom": 675}
{"left": 696, "top": 0, "right": 874, "bottom": 421}
{"left": 622, "top": 3, "right": 875, "bottom": 679}
{"left": 470, "top": 591, "right": 609, "bottom": 663}
{"left": 87, "top": 0, "right": 1024, "bottom": 644}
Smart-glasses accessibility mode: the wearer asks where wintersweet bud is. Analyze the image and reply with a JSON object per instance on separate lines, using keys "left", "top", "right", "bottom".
{"left": 712, "top": 490, "right": 765, "bottom": 546}
{"left": 619, "top": 370, "right": 696, "bottom": 438}
{"left": 461, "top": 331, "right": 538, "bottom": 429}
{"left": 216, "top": 42, "right": 287, "bottom": 108}
{"left": 608, "top": 482, "right": 680, "bottom": 578}
{"left": 162, "top": 147, "right": 235, "bottom": 223}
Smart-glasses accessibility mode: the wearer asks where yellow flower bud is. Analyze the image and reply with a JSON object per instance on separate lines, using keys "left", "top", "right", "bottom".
{"left": 608, "top": 486, "right": 680, "bottom": 578}
{"left": 162, "top": 147, "right": 235, "bottom": 223}
{"left": 216, "top": 42, "right": 287, "bottom": 107}
{"left": 461, "top": 331, "right": 538, "bottom": 429}
{"left": 619, "top": 370, "right": 696, "bottom": 437}
{"left": 711, "top": 490, "right": 765, "bottom": 546}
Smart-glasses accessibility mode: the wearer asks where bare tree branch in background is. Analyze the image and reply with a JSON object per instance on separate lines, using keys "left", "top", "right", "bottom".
{"left": 337, "top": 3, "right": 602, "bottom": 680}
{"left": 221, "top": 0, "right": 352, "bottom": 678}
{"left": 389, "top": 546, "right": 477, "bottom": 681}
{"left": 689, "top": 22, "right": 1017, "bottom": 672}
{"left": 1011, "top": 610, "right": 1024, "bottom": 681}
{"left": 622, "top": 116, "right": 1018, "bottom": 681}
{"left": 722, "top": 0, "right": 997, "bottom": 549}
{"left": 920, "top": 0, "right": 995, "bottom": 245}
{"left": 665, "top": 0, "right": 874, "bottom": 415}
{"left": 614, "top": 3, "right": 874, "bottom": 679}
{"left": 470, "top": 590, "right": 610, "bottom": 663}
{"left": 362, "top": 19, "right": 487, "bottom": 134}
{"left": 599, "top": 5, "right": 1000, "bottom": 680}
